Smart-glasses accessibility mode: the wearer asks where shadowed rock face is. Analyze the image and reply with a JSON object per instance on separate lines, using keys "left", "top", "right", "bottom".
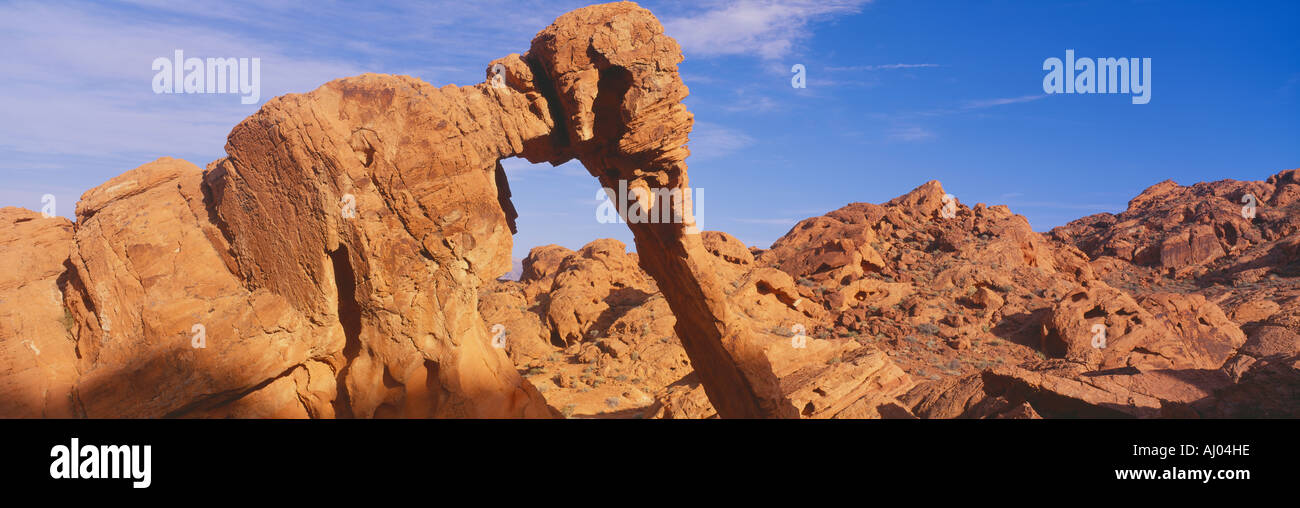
{"left": 0, "top": 2, "right": 791, "bottom": 418}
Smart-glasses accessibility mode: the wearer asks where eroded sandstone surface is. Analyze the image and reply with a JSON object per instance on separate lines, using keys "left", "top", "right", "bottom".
{"left": 0, "top": 1, "right": 809, "bottom": 419}
{"left": 0, "top": 2, "right": 1296, "bottom": 419}
{"left": 484, "top": 173, "right": 1298, "bottom": 419}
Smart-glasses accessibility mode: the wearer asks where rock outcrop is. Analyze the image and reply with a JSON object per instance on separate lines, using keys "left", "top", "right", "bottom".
{"left": 519, "top": 3, "right": 795, "bottom": 418}
{"left": 479, "top": 171, "right": 1297, "bottom": 419}
{"left": 0, "top": 2, "right": 800, "bottom": 419}
{"left": 0, "top": 1, "right": 1294, "bottom": 419}
{"left": 0, "top": 208, "right": 78, "bottom": 417}
{"left": 479, "top": 231, "right": 914, "bottom": 419}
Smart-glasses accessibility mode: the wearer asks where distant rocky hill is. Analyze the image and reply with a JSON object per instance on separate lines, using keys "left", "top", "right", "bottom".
{"left": 485, "top": 171, "right": 1299, "bottom": 418}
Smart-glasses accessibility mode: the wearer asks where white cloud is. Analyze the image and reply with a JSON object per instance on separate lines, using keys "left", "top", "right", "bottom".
{"left": 689, "top": 122, "right": 757, "bottom": 160}
{"left": 662, "top": 0, "right": 871, "bottom": 60}
{"left": 722, "top": 93, "right": 780, "bottom": 113}
{"left": 877, "top": 94, "right": 1048, "bottom": 124}
{"left": 826, "top": 63, "right": 939, "bottom": 71}
{"left": 0, "top": 1, "right": 368, "bottom": 162}
{"left": 963, "top": 95, "right": 1046, "bottom": 109}
{"left": 0, "top": 0, "right": 605, "bottom": 206}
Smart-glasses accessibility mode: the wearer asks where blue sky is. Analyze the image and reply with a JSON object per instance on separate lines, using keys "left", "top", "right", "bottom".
{"left": 2, "top": 0, "right": 1297, "bottom": 264}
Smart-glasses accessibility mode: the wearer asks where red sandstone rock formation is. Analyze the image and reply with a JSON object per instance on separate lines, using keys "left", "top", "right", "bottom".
{"left": 0, "top": 1, "right": 1294, "bottom": 419}
{"left": 480, "top": 232, "right": 912, "bottom": 419}
{"left": 1051, "top": 170, "right": 1300, "bottom": 279}
{"left": 0, "top": 2, "right": 798, "bottom": 418}
{"left": 0, "top": 208, "right": 78, "bottom": 417}
{"left": 482, "top": 172, "right": 1297, "bottom": 419}
{"left": 520, "top": 4, "right": 796, "bottom": 418}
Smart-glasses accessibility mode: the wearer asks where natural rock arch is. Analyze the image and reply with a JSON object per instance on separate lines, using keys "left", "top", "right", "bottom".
{"left": 506, "top": 3, "right": 795, "bottom": 418}
{"left": 203, "top": 1, "right": 794, "bottom": 418}
{"left": 2, "top": 2, "right": 794, "bottom": 418}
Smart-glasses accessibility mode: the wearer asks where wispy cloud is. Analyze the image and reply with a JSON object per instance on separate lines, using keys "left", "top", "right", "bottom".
{"left": 0, "top": 0, "right": 597, "bottom": 207}
{"left": 962, "top": 94, "right": 1047, "bottom": 109}
{"left": 662, "top": 0, "right": 871, "bottom": 60}
{"left": 826, "top": 63, "right": 939, "bottom": 71}
{"left": 689, "top": 122, "right": 757, "bottom": 160}
{"left": 872, "top": 94, "right": 1048, "bottom": 127}
{"left": 721, "top": 93, "right": 781, "bottom": 113}
{"left": 0, "top": 1, "right": 370, "bottom": 162}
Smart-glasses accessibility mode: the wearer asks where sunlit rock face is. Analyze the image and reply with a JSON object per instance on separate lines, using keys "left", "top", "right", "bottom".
{"left": 1, "top": 2, "right": 1293, "bottom": 420}
{"left": 0, "top": 2, "right": 796, "bottom": 418}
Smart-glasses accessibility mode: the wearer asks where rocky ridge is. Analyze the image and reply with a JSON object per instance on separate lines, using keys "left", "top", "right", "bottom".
{"left": 0, "top": 2, "right": 885, "bottom": 419}
{"left": 483, "top": 173, "right": 1299, "bottom": 418}
{"left": 0, "top": 1, "right": 1295, "bottom": 419}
